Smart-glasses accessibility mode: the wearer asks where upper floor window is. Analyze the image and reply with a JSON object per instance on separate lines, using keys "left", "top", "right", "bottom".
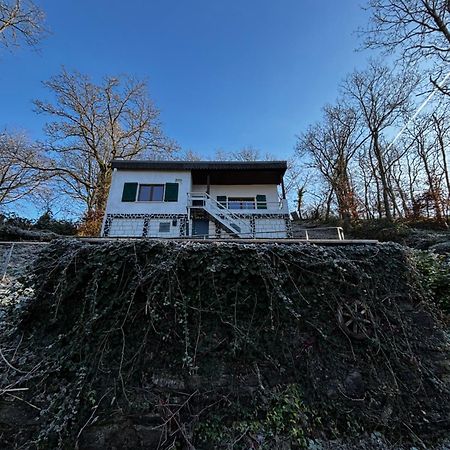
{"left": 138, "top": 184, "right": 164, "bottom": 201}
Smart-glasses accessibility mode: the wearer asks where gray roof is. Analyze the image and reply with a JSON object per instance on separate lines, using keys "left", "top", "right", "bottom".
{"left": 111, "top": 159, "right": 287, "bottom": 172}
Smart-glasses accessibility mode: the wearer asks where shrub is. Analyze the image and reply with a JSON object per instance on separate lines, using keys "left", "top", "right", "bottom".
{"left": 351, "top": 219, "right": 412, "bottom": 242}
{"left": 0, "top": 213, "right": 33, "bottom": 230}
{"left": 413, "top": 250, "right": 450, "bottom": 316}
{"left": 34, "top": 211, "right": 78, "bottom": 235}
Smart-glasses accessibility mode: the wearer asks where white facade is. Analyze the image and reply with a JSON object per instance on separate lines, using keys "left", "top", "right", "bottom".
{"left": 102, "top": 161, "right": 292, "bottom": 239}
{"left": 105, "top": 169, "right": 192, "bottom": 215}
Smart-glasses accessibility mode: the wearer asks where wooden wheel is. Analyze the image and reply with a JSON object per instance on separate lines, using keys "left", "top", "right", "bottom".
{"left": 337, "top": 301, "right": 374, "bottom": 340}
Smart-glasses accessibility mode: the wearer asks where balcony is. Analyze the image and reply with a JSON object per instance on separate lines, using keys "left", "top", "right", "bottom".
{"left": 188, "top": 192, "right": 289, "bottom": 214}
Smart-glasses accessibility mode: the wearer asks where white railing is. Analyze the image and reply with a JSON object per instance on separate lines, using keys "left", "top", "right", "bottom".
{"left": 188, "top": 192, "right": 253, "bottom": 237}
{"left": 225, "top": 200, "right": 288, "bottom": 212}
{"left": 304, "top": 227, "right": 345, "bottom": 241}
{"left": 189, "top": 194, "right": 288, "bottom": 212}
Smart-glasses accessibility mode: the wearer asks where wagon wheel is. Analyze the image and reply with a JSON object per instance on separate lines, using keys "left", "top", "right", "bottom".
{"left": 337, "top": 301, "right": 374, "bottom": 340}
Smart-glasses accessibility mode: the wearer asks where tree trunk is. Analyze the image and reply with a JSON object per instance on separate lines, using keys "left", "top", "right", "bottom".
{"left": 373, "top": 133, "right": 393, "bottom": 221}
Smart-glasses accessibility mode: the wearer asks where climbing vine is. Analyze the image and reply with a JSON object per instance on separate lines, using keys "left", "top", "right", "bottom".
{"left": 0, "top": 240, "right": 449, "bottom": 449}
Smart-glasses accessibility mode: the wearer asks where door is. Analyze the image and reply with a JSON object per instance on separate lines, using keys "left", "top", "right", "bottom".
{"left": 192, "top": 219, "right": 209, "bottom": 237}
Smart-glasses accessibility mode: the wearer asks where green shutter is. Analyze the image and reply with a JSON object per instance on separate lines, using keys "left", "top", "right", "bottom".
{"left": 164, "top": 183, "right": 179, "bottom": 202}
{"left": 122, "top": 182, "right": 138, "bottom": 202}
{"left": 256, "top": 194, "right": 267, "bottom": 209}
{"left": 217, "top": 195, "right": 227, "bottom": 208}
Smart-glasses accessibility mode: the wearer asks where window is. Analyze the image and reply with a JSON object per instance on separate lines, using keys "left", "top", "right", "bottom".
{"left": 159, "top": 222, "right": 170, "bottom": 233}
{"left": 228, "top": 197, "right": 256, "bottom": 209}
{"left": 137, "top": 184, "right": 164, "bottom": 201}
{"left": 256, "top": 194, "right": 267, "bottom": 209}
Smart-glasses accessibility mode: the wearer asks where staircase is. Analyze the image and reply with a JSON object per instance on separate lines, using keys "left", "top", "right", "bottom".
{"left": 187, "top": 192, "right": 253, "bottom": 238}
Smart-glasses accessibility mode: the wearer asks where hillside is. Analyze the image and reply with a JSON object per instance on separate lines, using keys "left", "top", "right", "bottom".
{"left": 0, "top": 240, "right": 449, "bottom": 449}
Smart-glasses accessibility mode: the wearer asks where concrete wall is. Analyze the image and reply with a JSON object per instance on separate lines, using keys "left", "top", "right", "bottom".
{"left": 147, "top": 218, "right": 181, "bottom": 238}
{"left": 254, "top": 217, "right": 288, "bottom": 238}
{"left": 108, "top": 218, "right": 146, "bottom": 237}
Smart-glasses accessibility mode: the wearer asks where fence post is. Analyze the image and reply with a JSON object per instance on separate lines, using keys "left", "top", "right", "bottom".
{"left": 2, "top": 243, "right": 15, "bottom": 281}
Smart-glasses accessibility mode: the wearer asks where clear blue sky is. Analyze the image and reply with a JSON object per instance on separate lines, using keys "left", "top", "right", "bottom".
{"left": 0, "top": 0, "right": 370, "bottom": 159}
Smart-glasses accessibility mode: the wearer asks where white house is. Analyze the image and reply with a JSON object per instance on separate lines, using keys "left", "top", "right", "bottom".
{"left": 101, "top": 160, "right": 292, "bottom": 239}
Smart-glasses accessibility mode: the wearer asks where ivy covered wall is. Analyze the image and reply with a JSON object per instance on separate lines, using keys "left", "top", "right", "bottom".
{"left": 0, "top": 241, "right": 449, "bottom": 449}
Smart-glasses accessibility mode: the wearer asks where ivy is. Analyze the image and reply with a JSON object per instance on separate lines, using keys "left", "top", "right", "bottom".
{"left": 0, "top": 240, "right": 449, "bottom": 449}
{"left": 412, "top": 250, "right": 450, "bottom": 315}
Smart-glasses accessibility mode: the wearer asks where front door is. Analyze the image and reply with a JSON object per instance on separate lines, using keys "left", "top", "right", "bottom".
{"left": 192, "top": 219, "right": 209, "bottom": 237}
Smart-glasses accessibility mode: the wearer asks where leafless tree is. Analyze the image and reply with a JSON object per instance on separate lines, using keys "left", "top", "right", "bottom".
{"left": 231, "top": 146, "right": 275, "bottom": 161}
{"left": 411, "top": 118, "right": 446, "bottom": 221}
{"left": 213, "top": 146, "right": 275, "bottom": 162}
{"left": 431, "top": 108, "right": 450, "bottom": 210}
{"left": 343, "top": 62, "right": 418, "bottom": 221}
{"left": 362, "top": 0, "right": 450, "bottom": 65}
{"left": 0, "top": 131, "right": 47, "bottom": 207}
{"left": 400, "top": 107, "right": 450, "bottom": 224}
{"left": 181, "top": 149, "right": 203, "bottom": 161}
{"left": 0, "top": 0, "right": 46, "bottom": 49}
{"left": 34, "top": 68, "right": 178, "bottom": 232}
{"left": 297, "top": 104, "right": 366, "bottom": 223}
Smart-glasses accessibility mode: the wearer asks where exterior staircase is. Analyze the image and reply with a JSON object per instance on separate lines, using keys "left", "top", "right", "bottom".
{"left": 187, "top": 192, "right": 253, "bottom": 238}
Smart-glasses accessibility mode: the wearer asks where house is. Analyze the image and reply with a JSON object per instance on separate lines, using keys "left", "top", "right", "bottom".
{"left": 101, "top": 160, "right": 292, "bottom": 239}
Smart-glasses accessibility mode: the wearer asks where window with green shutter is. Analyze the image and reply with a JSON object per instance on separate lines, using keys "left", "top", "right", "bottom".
{"left": 121, "top": 182, "right": 138, "bottom": 202}
{"left": 256, "top": 194, "right": 267, "bottom": 209}
{"left": 164, "top": 183, "right": 179, "bottom": 202}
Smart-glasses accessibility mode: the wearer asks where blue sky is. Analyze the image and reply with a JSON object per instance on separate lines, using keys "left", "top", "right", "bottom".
{"left": 0, "top": 0, "right": 370, "bottom": 160}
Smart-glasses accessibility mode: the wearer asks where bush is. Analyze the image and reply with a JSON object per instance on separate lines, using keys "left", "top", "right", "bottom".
{"left": 0, "top": 212, "right": 78, "bottom": 239}
{"left": 34, "top": 211, "right": 78, "bottom": 235}
{"left": 413, "top": 250, "right": 450, "bottom": 316}
{"left": 404, "top": 217, "right": 449, "bottom": 231}
{"left": 350, "top": 219, "right": 412, "bottom": 242}
{"left": 0, "top": 213, "right": 33, "bottom": 230}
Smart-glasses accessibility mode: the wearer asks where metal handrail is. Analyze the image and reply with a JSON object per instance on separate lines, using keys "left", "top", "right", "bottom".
{"left": 188, "top": 192, "right": 252, "bottom": 235}
{"left": 226, "top": 201, "right": 286, "bottom": 211}
{"left": 188, "top": 192, "right": 286, "bottom": 210}
{"left": 303, "top": 227, "right": 345, "bottom": 241}
{"left": 189, "top": 192, "right": 248, "bottom": 222}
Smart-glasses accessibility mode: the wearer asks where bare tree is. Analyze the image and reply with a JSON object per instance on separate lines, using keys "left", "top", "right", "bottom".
{"left": 431, "top": 108, "right": 450, "bottom": 211}
{"left": 181, "top": 149, "right": 203, "bottom": 161}
{"left": 34, "top": 68, "right": 178, "bottom": 232}
{"left": 412, "top": 118, "right": 446, "bottom": 221}
{"left": 213, "top": 146, "right": 275, "bottom": 162}
{"left": 362, "top": 0, "right": 450, "bottom": 65}
{"left": 231, "top": 146, "right": 275, "bottom": 161}
{"left": 0, "top": 131, "right": 47, "bottom": 207}
{"left": 297, "top": 104, "right": 366, "bottom": 223}
{"left": 0, "top": 0, "right": 46, "bottom": 49}
{"left": 400, "top": 108, "right": 450, "bottom": 224}
{"left": 343, "top": 62, "right": 418, "bottom": 221}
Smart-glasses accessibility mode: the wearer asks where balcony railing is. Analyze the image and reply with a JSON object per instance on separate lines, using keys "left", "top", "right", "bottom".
{"left": 188, "top": 193, "right": 289, "bottom": 214}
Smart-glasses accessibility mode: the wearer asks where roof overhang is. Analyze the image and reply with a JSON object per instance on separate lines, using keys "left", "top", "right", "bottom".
{"left": 111, "top": 160, "right": 287, "bottom": 185}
